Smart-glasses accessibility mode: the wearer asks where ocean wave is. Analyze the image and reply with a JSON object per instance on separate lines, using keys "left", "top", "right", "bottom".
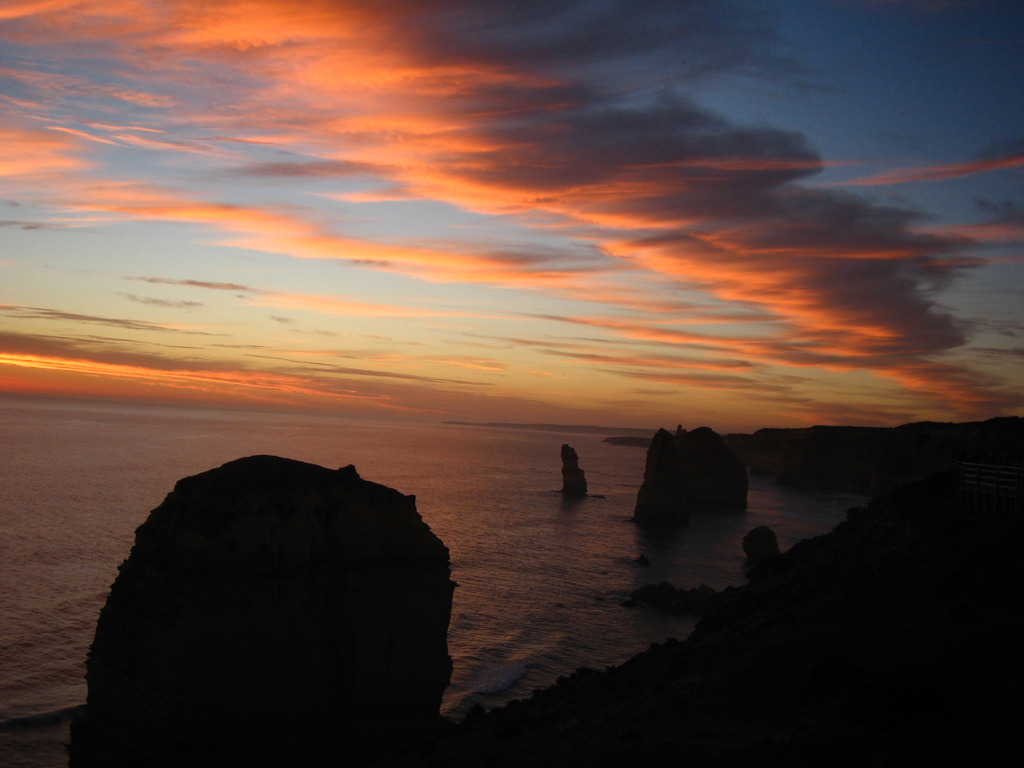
{"left": 470, "top": 658, "right": 530, "bottom": 695}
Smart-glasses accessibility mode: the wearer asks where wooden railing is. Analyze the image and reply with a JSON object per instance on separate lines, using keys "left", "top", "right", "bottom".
{"left": 955, "top": 461, "right": 1022, "bottom": 514}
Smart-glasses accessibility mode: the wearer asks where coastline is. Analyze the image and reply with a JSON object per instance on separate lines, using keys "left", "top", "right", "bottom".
{"left": 369, "top": 471, "right": 1023, "bottom": 766}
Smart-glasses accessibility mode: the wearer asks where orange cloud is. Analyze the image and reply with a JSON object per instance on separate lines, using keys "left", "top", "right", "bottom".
{"left": 0, "top": 122, "right": 87, "bottom": 177}
{"left": 0, "top": 351, "right": 392, "bottom": 407}
{"left": 2, "top": 0, "right": 1016, "bottom": 423}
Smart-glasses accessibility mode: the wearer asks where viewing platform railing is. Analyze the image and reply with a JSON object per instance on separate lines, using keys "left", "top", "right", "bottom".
{"left": 955, "top": 460, "right": 1022, "bottom": 514}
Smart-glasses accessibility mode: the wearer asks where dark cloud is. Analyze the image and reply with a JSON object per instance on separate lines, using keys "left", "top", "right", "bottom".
{"left": 976, "top": 137, "right": 1024, "bottom": 162}
{"left": 0, "top": 330, "right": 224, "bottom": 371}
{"left": 239, "top": 159, "right": 381, "bottom": 178}
{"left": 543, "top": 348, "right": 756, "bottom": 370}
{"left": 0, "top": 304, "right": 219, "bottom": 334}
{"left": 392, "top": 0, "right": 794, "bottom": 84}
{"left": 244, "top": 353, "right": 490, "bottom": 386}
{"left": 120, "top": 293, "right": 203, "bottom": 309}
{"left": 0, "top": 219, "right": 64, "bottom": 230}
{"left": 128, "top": 276, "right": 258, "bottom": 293}
{"left": 976, "top": 198, "right": 1024, "bottom": 226}
{"left": 444, "top": 95, "right": 820, "bottom": 204}
{"left": 440, "top": 94, "right": 969, "bottom": 369}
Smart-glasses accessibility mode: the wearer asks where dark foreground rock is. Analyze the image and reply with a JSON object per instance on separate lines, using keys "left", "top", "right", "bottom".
{"left": 379, "top": 472, "right": 1023, "bottom": 767}
{"left": 71, "top": 456, "right": 454, "bottom": 768}
{"left": 559, "top": 444, "right": 588, "bottom": 496}
{"left": 633, "top": 426, "right": 748, "bottom": 526}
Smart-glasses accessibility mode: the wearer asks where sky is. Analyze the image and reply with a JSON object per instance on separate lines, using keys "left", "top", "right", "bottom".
{"left": 1, "top": 0, "right": 1022, "bottom": 432}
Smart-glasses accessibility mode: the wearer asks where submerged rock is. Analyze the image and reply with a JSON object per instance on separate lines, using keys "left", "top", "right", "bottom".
{"left": 560, "top": 444, "right": 588, "bottom": 496}
{"left": 633, "top": 426, "right": 748, "bottom": 526}
{"left": 71, "top": 455, "right": 454, "bottom": 767}
{"left": 630, "top": 581, "right": 723, "bottom": 615}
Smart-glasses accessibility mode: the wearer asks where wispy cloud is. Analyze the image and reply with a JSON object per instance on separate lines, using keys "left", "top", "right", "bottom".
{"left": 120, "top": 294, "right": 203, "bottom": 309}
{"left": 0, "top": 304, "right": 218, "bottom": 334}
{"left": 841, "top": 153, "right": 1024, "bottom": 186}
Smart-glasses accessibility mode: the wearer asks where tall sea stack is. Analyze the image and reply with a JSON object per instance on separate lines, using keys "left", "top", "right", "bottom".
{"left": 560, "top": 444, "right": 588, "bottom": 496}
{"left": 71, "top": 455, "right": 454, "bottom": 767}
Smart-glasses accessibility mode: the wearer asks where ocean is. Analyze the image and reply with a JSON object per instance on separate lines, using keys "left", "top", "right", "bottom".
{"left": 0, "top": 395, "right": 862, "bottom": 767}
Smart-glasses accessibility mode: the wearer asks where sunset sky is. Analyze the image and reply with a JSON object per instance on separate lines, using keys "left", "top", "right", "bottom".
{"left": 1, "top": 0, "right": 1021, "bottom": 431}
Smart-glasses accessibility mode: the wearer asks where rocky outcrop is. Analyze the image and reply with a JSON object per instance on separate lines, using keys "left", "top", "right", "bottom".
{"left": 725, "top": 416, "right": 1024, "bottom": 496}
{"left": 559, "top": 444, "right": 588, "bottom": 496}
{"left": 633, "top": 426, "right": 748, "bottom": 525}
{"left": 742, "top": 525, "right": 779, "bottom": 566}
{"left": 71, "top": 456, "right": 454, "bottom": 768}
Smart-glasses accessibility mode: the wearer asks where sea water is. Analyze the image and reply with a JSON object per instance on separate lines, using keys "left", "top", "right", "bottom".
{"left": 0, "top": 395, "right": 862, "bottom": 767}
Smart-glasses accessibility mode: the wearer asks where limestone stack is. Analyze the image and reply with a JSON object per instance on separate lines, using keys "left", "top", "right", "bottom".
{"left": 633, "top": 426, "right": 748, "bottom": 526}
{"left": 72, "top": 455, "right": 454, "bottom": 767}
{"left": 559, "top": 444, "right": 588, "bottom": 496}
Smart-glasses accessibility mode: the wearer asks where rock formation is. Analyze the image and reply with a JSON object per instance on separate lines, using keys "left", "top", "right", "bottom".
{"left": 742, "top": 525, "right": 780, "bottom": 566}
{"left": 559, "top": 444, "right": 588, "bottom": 496}
{"left": 633, "top": 426, "right": 748, "bottom": 525}
{"left": 633, "top": 428, "right": 689, "bottom": 525}
{"left": 675, "top": 426, "right": 748, "bottom": 506}
{"left": 71, "top": 455, "right": 454, "bottom": 768}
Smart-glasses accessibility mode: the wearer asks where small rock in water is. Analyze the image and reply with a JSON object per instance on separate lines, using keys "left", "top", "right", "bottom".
{"left": 743, "top": 525, "right": 781, "bottom": 565}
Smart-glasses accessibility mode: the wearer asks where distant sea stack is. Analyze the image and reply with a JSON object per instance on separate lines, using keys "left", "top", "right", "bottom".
{"left": 71, "top": 455, "right": 454, "bottom": 768}
{"left": 560, "top": 444, "right": 588, "bottom": 496}
{"left": 633, "top": 426, "right": 748, "bottom": 526}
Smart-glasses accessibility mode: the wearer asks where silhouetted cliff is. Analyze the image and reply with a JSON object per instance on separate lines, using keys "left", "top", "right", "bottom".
{"left": 726, "top": 416, "right": 1024, "bottom": 495}
{"left": 71, "top": 456, "right": 454, "bottom": 768}
{"left": 382, "top": 471, "right": 1023, "bottom": 766}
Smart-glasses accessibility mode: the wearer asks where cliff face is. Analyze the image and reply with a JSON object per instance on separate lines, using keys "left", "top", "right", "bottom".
{"left": 72, "top": 455, "right": 454, "bottom": 767}
{"left": 633, "top": 426, "right": 748, "bottom": 525}
{"left": 726, "top": 416, "right": 1024, "bottom": 495}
